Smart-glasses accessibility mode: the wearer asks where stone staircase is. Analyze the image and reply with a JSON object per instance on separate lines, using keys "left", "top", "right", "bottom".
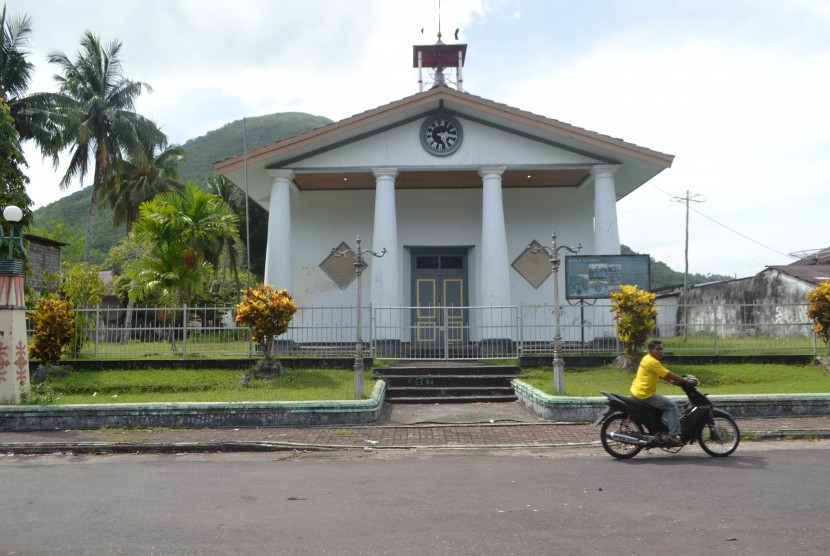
{"left": 374, "top": 361, "right": 520, "bottom": 404}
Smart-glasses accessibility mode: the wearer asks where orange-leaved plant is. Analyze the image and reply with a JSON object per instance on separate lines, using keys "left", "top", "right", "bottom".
{"left": 806, "top": 280, "right": 830, "bottom": 351}
{"left": 235, "top": 285, "right": 297, "bottom": 357}
{"left": 610, "top": 284, "right": 657, "bottom": 359}
{"left": 28, "top": 297, "right": 77, "bottom": 368}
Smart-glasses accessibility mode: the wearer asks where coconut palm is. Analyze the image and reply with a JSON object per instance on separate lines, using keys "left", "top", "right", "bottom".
{"left": 47, "top": 30, "right": 163, "bottom": 262}
{"left": 105, "top": 140, "right": 185, "bottom": 233}
{"left": 0, "top": 4, "right": 60, "bottom": 154}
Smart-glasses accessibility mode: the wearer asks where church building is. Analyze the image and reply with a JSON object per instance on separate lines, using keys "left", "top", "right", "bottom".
{"left": 215, "top": 36, "right": 674, "bottom": 356}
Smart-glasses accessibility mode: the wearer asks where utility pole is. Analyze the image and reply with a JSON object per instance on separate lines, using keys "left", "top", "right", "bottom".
{"left": 672, "top": 191, "right": 706, "bottom": 340}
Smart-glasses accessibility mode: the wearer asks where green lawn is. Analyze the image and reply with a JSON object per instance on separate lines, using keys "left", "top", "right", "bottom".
{"left": 519, "top": 363, "right": 830, "bottom": 397}
{"left": 29, "top": 368, "right": 375, "bottom": 404}
{"left": 27, "top": 362, "right": 830, "bottom": 405}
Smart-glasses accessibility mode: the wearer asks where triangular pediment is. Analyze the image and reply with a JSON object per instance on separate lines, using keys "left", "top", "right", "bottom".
{"left": 216, "top": 85, "right": 673, "bottom": 206}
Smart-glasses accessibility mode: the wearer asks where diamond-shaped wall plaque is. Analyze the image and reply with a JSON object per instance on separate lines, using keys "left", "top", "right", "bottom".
{"left": 320, "top": 242, "right": 357, "bottom": 290}
{"left": 512, "top": 240, "right": 552, "bottom": 289}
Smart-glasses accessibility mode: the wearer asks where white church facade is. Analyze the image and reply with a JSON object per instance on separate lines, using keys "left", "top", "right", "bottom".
{"left": 216, "top": 41, "right": 673, "bottom": 356}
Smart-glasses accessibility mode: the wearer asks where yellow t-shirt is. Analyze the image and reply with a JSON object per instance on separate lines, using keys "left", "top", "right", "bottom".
{"left": 630, "top": 353, "right": 670, "bottom": 399}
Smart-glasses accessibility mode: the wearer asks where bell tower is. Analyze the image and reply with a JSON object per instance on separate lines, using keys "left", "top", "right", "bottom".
{"left": 413, "top": 1, "right": 467, "bottom": 91}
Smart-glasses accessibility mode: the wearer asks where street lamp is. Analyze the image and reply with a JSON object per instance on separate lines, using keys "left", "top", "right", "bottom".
{"left": 1, "top": 204, "right": 25, "bottom": 261}
{"left": 532, "top": 229, "right": 581, "bottom": 394}
{"left": 332, "top": 235, "right": 386, "bottom": 398}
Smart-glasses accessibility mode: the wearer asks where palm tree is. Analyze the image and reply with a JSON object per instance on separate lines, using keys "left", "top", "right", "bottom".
{"left": 47, "top": 31, "right": 163, "bottom": 262}
{"left": 105, "top": 140, "right": 185, "bottom": 233}
{"left": 127, "top": 182, "right": 239, "bottom": 351}
{"left": 206, "top": 175, "right": 244, "bottom": 295}
{"left": 0, "top": 4, "right": 61, "bottom": 156}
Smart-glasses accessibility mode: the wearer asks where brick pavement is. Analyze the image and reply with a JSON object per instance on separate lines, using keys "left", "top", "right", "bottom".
{"left": 1, "top": 416, "right": 829, "bottom": 454}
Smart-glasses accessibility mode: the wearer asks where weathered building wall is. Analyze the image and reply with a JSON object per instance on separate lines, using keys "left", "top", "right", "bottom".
{"left": 675, "top": 270, "right": 812, "bottom": 338}
{"left": 24, "top": 237, "right": 63, "bottom": 293}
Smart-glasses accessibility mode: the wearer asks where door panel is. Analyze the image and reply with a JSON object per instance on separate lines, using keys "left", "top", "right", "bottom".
{"left": 415, "top": 278, "right": 438, "bottom": 343}
{"left": 411, "top": 250, "right": 469, "bottom": 348}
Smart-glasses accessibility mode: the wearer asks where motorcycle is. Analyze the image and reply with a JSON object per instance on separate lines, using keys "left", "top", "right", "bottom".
{"left": 593, "top": 375, "right": 740, "bottom": 459}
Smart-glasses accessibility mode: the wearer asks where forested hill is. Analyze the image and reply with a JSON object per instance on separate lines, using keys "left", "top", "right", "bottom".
{"left": 620, "top": 245, "right": 734, "bottom": 289}
{"left": 31, "top": 112, "right": 332, "bottom": 263}
{"left": 177, "top": 112, "right": 332, "bottom": 185}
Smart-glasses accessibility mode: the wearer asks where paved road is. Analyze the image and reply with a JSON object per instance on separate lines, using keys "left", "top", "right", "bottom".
{"left": 2, "top": 442, "right": 828, "bottom": 555}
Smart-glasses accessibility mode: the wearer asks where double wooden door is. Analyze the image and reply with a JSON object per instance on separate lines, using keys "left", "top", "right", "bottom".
{"left": 411, "top": 250, "right": 469, "bottom": 348}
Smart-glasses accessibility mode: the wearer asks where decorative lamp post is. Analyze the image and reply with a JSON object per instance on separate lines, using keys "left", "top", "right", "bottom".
{"left": 332, "top": 235, "right": 386, "bottom": 398}
{"left": 0, "top": 205, "right": 30, "bottom": 403}
{"left": 532, "top": 229, "right": 581, "bottom": 394}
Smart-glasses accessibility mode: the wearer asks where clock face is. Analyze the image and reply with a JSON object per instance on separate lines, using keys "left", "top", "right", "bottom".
{"left": 420, "top": 115, "right": 463, "bottom": 156}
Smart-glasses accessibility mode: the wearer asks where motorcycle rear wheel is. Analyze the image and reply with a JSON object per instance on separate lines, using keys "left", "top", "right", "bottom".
{"left": 600, "top": 413, "right": 645, "bottom": 459}
{"left": 698, "top": 415, "right": 740, "bottom": 456}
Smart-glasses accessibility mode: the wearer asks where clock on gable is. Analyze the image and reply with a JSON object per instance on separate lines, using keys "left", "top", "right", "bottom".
{"left": 420, "top": 114, "right": 463, "bottom": 156}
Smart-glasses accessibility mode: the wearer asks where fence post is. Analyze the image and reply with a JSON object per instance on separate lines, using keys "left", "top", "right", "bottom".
{"left": 182, "top": 304, "right": 188, "bottom": 360}
{"left": 713, "top": 307, "right": 719, "bottom": 355}
{"left": 443, "top": 305, "right": 449, "bottom": 362}
{"left": 94, "top": 305, "right": 100, "bottom": 358}
{"left": 517, "top": 303, "right": 523, "bottom": 358}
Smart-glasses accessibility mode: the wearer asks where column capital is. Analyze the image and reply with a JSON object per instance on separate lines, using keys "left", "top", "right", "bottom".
{"left": 372, "top": 168, "right": 399, "bottom": 179}
{"left": 591, "top": 164, "right": 621, "bottom": 177}
{"left": 266, "top": 168, "right": 295, "bottom": 181}
{"left": 478, "top": 165, "right": 507, "bottom": 178}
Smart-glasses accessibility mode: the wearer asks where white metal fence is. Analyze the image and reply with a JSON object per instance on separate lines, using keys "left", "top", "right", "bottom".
{"left": 27, "top": 302, "right": 820, "bottom": 361}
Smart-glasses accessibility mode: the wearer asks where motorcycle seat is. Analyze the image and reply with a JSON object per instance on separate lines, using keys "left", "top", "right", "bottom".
{"left": 606, "top": 392, "right": 663, "bottom": 418}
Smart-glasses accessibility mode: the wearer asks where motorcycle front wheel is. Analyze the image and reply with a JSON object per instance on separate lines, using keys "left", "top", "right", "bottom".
{"left": 698, "top": 415, "right": 740, "bottom": 456}
{"left": 600, "top": 413, "right": 645, "bottom": 459}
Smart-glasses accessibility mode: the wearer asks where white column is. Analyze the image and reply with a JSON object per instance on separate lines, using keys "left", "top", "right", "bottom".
{"left": 593, "top": 165, "right": 621, "bottom": 255}
{"left": 264, "top": 169, "right": 294, "bottom": 291}
{"left": 371, "top": 168, "right": 401, "bottom": 340}
{"left": 479, "top": 166, "right": 511, "bottom": 308}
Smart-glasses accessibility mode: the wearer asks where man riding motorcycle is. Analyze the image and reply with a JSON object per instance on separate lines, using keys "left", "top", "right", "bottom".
{"left": 630, "top": 340, "right": 696, "bottom": 447}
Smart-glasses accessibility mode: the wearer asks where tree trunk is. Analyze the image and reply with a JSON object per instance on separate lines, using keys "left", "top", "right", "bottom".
{"left": 84, "top": 152, "right": 109, "bottom": 262}
{"left": 611, "top": 354, "right": 638, "bottom": 372}
{"left": 120, "top": 297, "right": 135, "bottom": 345}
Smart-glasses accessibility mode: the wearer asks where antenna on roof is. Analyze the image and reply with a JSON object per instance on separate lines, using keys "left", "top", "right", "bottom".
{"left": 413, "top": 0, "right": 468, "bottom": 92}
{"left": 437, "top": 0, "right": 442, "bottom": 42}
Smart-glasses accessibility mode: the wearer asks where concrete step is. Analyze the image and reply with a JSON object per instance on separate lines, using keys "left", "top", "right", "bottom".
{"left": 381, "top": 375, "right": 517, "bottom": 387}
{"left": 385, "top": 385, "right": 516, "bottom": 399}
{"left": 387, "top": 394, "right": 519, "bottom": 404}
{"left": 375, "top": 362, "right": 520, "bottom": 404}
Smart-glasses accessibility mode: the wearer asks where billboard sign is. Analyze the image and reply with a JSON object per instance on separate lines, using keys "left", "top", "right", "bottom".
{"left": 564, "top": 255, "right": 651, "bottom": 299}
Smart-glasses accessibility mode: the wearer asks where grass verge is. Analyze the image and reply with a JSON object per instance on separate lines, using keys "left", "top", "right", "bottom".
{"left": 519, "top": 363, "right": 830, "bottom": 397}
{"left": 27, "top": 367, "right": 376, "bottom": 404}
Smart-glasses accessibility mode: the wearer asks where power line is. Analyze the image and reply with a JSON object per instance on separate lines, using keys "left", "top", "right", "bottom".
{"left": 649, "top": 183, "right": 795, "bottom": 260}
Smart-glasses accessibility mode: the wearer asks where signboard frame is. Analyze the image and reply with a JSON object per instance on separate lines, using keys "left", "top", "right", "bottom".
{"left": 564, "top": 254, "right": 651, "bottom": 300}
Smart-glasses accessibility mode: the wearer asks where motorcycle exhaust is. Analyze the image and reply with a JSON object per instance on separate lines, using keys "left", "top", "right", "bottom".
{"left": 607, "top": 431, "right": 650, "bottom": 446}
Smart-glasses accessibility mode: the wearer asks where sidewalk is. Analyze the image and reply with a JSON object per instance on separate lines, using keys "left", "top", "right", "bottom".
{"left": 2, "top": 402, "right": 829, "bottom": 454}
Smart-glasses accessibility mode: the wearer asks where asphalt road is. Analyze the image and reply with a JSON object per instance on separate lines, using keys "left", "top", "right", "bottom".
{"left": 2, "top": 441, "right": 828, "bottom": 555}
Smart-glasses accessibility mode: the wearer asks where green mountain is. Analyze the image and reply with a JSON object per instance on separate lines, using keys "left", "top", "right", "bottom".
{"left": 30, "top": 112, "right": 332, "bottom": 267}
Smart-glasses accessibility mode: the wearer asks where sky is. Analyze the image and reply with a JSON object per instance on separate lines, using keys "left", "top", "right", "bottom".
{"left": 10, "top": 0, "right": 830, "bottom": 278}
